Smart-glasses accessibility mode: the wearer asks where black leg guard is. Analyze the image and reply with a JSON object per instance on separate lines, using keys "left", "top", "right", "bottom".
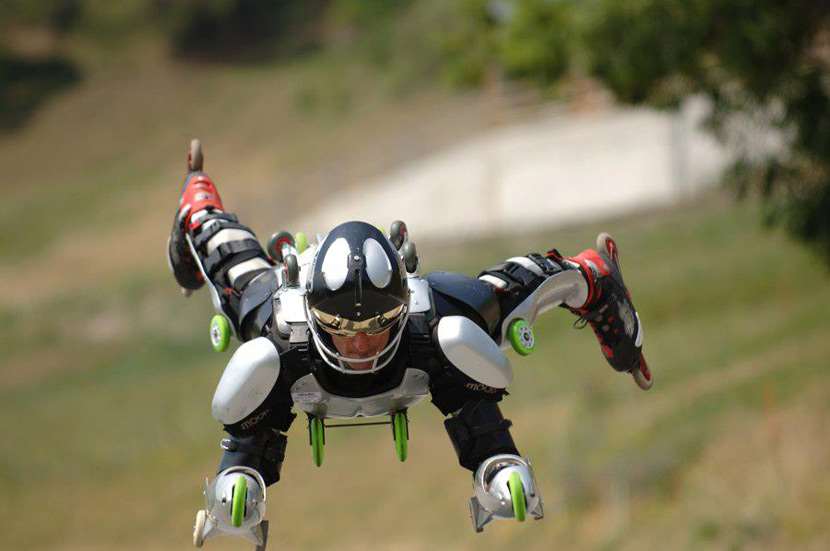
{"left": 218, "top": 429, "right": 288, "bottom": 486}
{"left": 444, "top": 400, "right": 519, "bottom": 472}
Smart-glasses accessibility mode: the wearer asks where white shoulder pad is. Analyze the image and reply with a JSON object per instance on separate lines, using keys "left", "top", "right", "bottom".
{"left": 408, "top": 275, "right": 432, "bottom": 313}
{"left": 212, "top": 337, "right": 281, "bottom": 425}
{"left": 437, "top": 316, "right": 512, "bottom": 389}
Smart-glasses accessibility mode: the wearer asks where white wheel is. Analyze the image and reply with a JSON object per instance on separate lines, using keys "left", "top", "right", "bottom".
{"left": 189, "top": 139, "right": 203, "bottom": 172}
{"left": 632, "top": 365, "right": 653, "bottom": 390}
{"left": 193, "top": 509, "right": 207, "bottom": 548}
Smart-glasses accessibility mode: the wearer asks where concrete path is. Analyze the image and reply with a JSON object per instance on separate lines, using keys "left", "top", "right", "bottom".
{"left": 293, "top": 99, "right": 729, "bottom": 241}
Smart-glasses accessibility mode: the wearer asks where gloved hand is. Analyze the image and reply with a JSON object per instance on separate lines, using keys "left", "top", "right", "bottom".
{"left": 193, "top": 466, "right": 269, "bottom": 549}
{"left": 468, "top": 454, "right": 544, "bottom": 532}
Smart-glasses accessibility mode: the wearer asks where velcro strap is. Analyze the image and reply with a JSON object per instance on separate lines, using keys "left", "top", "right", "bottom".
{"left": 481, "top": 262, "right": 540, "bottom": 289}
{"left": 527, "top": 253, "right": 564, "bottom": 276}
{"left": 469, "top": 419, "right": 513, "bottom": 437}
{"left": 204, "top": 239, "right": 265, "bottom": 276}
{"left": 194, "top": 219, "right": 252, "bottom": 249}
{"left": 220, "top": 431, "right": 288, "bottom": 463}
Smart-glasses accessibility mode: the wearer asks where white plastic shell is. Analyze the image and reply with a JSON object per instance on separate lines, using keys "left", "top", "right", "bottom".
{"left": 290, "top": 368, "right": 430, "bottom": 418}
{"left": 212, "top": 337, "right": 281, "bottom": 425}
{"left": 498, "top": 269, "right": 586, "bottom": 350}
{"left": 197, "top": 466, "right": 268, "bottom": 546}
{"left": 437, "top": 316, "right": 513, "bottom": 389}
{"left": 469, "top": 454, "right": 544, "bottom": 532}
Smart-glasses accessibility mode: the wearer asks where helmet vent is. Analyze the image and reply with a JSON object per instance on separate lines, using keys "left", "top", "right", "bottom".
{"left": 363, "top": 238, "right": 392, "bottom": 288}
{"left": 321, "top": 237, "right": 350, "bottom": 291}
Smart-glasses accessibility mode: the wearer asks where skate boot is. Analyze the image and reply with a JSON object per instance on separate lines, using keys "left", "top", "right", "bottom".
{"left": 167, "top": 139, "right": 225, "bottom": 292}
{"left": 193, "top": 466, "right": 269, "bottom": 550}
{"left": 468, "top": 454, "right": 544, "bottom": 532}
{"left": 559, "top": 233, "right": 653, "bottom": 390}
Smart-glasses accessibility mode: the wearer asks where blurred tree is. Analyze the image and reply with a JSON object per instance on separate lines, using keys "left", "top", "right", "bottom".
{"left": 162, "top": 0, "right": 329, "bottom": 61}
{"left": 586, "top": 0, "right": 830, "bottom": 264}
{"left": 0, "top": 0, "right": 80, "bottom": 130}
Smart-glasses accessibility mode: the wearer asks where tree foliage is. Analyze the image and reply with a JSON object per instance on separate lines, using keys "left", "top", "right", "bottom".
{"left": 587, "top": 0, "right": 830, "bottom": 264}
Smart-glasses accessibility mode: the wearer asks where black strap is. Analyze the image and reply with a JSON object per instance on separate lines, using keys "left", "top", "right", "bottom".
{"left": 527, "top": 253, "right": 564, "bottom": 276}
{"left": 203, "top": 239, "right": 266, "bottom": 276}
{"left": 480, "top": 261, "right": 541, "bottom": 290}
{"left": 194, "top": 219, "right": 254, "bottom": 249}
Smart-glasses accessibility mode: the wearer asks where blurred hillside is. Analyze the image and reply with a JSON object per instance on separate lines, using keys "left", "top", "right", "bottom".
{"left": 1, "top": 2, "right": 828, "bottom": 550}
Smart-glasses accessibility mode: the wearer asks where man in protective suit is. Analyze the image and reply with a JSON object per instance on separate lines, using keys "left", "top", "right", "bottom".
{"left": 168, "top": 141, "right": 652, "bottom": 548}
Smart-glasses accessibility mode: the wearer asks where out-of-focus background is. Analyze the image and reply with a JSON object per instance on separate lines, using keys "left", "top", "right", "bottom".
{"left": 2, "top": 1, "right": 829, "bottom": 549}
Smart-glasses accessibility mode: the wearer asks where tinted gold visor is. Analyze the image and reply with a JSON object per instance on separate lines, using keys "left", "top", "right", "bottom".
{"left": 311, "top": 304, "right": 406, "bottom": 337}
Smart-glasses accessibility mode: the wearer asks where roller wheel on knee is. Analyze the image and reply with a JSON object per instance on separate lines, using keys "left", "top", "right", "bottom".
{"left": 508, "top": 471, "right": 527, "bottom": 522}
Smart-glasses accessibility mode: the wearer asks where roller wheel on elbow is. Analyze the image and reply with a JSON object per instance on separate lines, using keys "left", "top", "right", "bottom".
{"left": 507, "top": 471, "right": 527, "bottom": 522}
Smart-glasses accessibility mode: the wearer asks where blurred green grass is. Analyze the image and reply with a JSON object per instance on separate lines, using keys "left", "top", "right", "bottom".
{"left": 1, "top": 192, "right": 828, "bottom": 550}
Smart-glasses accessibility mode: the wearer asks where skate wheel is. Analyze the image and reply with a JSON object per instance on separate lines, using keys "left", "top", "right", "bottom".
{"left": 267, "top": 231, "right": 294, "bottom": 263}
{"left": 632, "top": 355, "right": 653, "bottom": 390}
{"left": 392, "top": 411, "right": 408, "bottom": 462}
{"left": 389, "top": 220, "right": 408, "bottom": 250}
{"left": 309, "top": 416, "right": 325, "bottom": 467}
{"left": 231, "top": 475, "right": 248, "bottom": 528}
{"left": 210, "top": 315, "right": 231, "bottom": 352}
{"left": 508, "top": 471, "right": 527, "bottom": 522}
{"left": 507, "top": 319, "right": 535, "bottom": 356}
{"left": 193, "top": 509, "right": 207, "bottom": 547}
{"left": 284, "top": 254, "right": 299, "bottom": 286}
{"left": 189, "top": 139, "right": 203, "bottom": 172}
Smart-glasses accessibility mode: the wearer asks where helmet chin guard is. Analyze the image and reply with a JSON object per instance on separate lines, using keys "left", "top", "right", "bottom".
{"left": 305, "top": 298, "right": 410, "bottom": 374}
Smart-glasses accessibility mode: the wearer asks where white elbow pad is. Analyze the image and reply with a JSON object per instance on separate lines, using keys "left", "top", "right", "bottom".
{"left": 437, "top": 316, "right": 513, "bottom": 389}
{"left": 212, "top": 337, "right": 281, "bottom": 425}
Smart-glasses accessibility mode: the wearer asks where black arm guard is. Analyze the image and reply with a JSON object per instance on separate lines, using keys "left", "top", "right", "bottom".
{"left": 479, "top": 253, "right": 571, "bottom": 334}
{"left": 444, "top": 400, "right": 519, "bottom": 472}
{"left": 218, "top": 429, "right": 288, "bottom": 487}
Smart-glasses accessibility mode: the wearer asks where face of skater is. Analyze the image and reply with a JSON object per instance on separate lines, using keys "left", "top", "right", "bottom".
{"left": 328, "top": 328, "right": 392, "bottom": 371}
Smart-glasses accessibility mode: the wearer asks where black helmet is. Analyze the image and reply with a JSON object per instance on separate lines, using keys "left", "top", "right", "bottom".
{"left": 305, "top": 221, "right": 410, "bottom": 373}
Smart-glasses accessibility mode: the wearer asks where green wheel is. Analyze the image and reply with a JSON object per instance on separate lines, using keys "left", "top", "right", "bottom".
{"left": 230, "top": 475, "right": 248, "bottom": 528}
{"left": 310, "top": 417, "right": 325, "bottom": 467}
{"left": 210, "top": 315, "right": 231, "bottom": 352}
{"left": 295, "top": 231, "right": 309, "bottom": 253}
{"left": 507, "top": 319, "right": 535, "bottom": 356}
{"left": 508, "top": 471, "right": 527, "bottom": 522}
{"left": 393, "top": 412, "right": 408, "bottom": 462}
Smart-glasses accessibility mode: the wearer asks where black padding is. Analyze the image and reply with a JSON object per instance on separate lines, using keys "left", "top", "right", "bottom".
{"left": 480, "top": 261, "right": 541, "bottom": 289}
{"left": 194, "top": 219, "right": 254, "bottom": 249}
{"left": 426, "top": 272, "right": 501, "bottom": 334}
{"left": 204, "top": 239, "right": 266, "bottom": 277}
{"left": 527, "top": 253, "right": 565, "bottom": 276}
{"left": 218, "top": 429, "right": 288, "bottom": 486}
{"left": 238, "top": 270, "right": 278, "bottom": 338}
{"left": 443, "top": 400, "right": 519, "bottom": 471}
{"left": 233, "top": 267, "right": 271, "bottom": 293}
